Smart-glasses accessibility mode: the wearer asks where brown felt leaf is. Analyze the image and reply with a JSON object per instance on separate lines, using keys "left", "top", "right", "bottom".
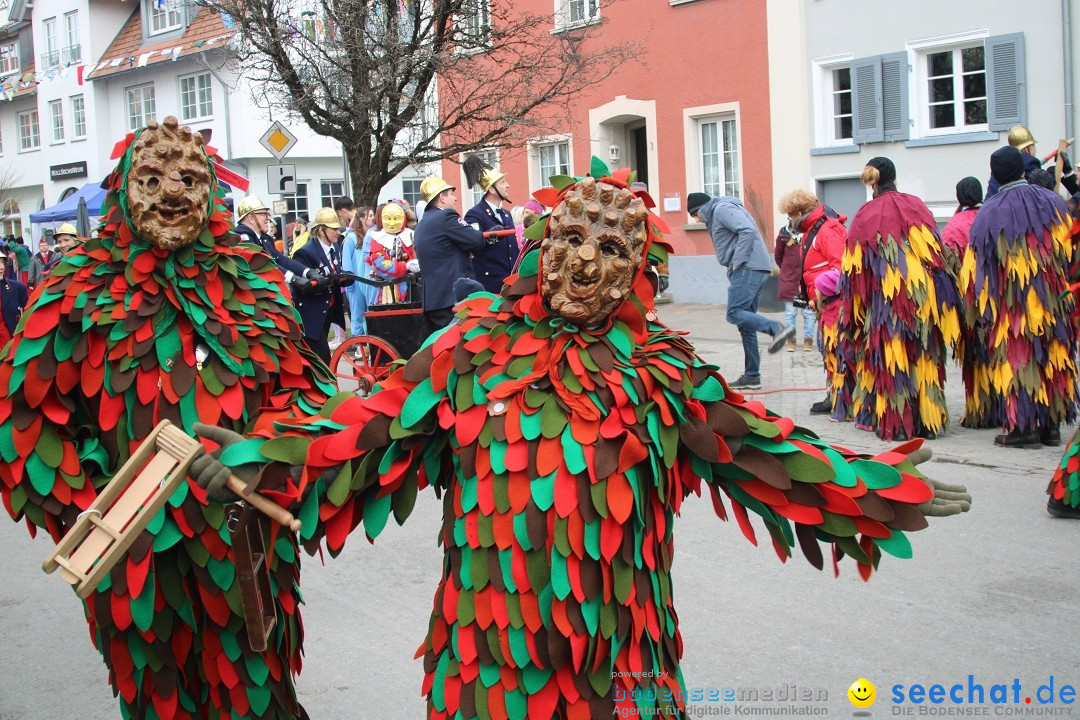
{"left": 795, "top": 523, "right": 825, "bottom": 570}
{"left": 733, "top": 445, "right": 792, "bottom": 489}
{"left": 786, "top": 482, "right": 827, "bottom": 507}
{"left": 356, "top": 413, "right": 393, "bottom": 450}
{"left": 854, "top": 492, "right": 895, "bottom": 522}
{"left": 706, "top": 401, "right": 750, "bottom": 437}
{"left": 884, "top": 501, "right": 930, "bottom": 531}
{"left": 594, "top": 436, "right": 622, "bottom": 478}
{"left": 403, "top": 343, "right": 435, "bottom": 384}
{"left": 679, "top": 415, "right": 720, "bottom": 462}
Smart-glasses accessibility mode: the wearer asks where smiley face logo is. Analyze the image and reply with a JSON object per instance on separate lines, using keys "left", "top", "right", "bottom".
{"left": 848, "top": 678, "right": 876, "bottom": 708}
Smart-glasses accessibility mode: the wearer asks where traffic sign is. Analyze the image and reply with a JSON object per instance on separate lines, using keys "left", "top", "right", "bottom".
{"left": 272, "top": 200, "right": 288, "bottom": 215}
{"left": 267, "top": 164, "right": 297, "bottom": 194}
{"left": 259, "top": 121, "right": 297, "bottom": 160}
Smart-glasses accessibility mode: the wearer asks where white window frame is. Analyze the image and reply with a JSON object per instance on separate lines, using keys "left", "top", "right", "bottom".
{"left": 70, "top": 94, "right": 86, "bottom": 139}
{"left": 320, "top": 180, "right": 346, "bottom": 210}
{"left": 178, "top": 71, "right": 213, "bottom": 122}
{"left": 683, "top": 102, "right": 742, "bottom": 201}
{"left": 553, "top": 0, "right": 599, "bottom": 32}
{"left": 42, "top": 17, "right": 58, "bottom": 68}
{"left": 283, "top": 181, "right": 310, "bottom": 222}
{"left": 0, "top": 42, "right": 19, "bottom": 76}
{"left": 812, "top": 54, "right": 855, "bottom": 148}
{"left": 401, "top": 177, "right": 424, "bottom": 211}
{"left": 126, "top": 83, "right": 156, "bottom": 130}
{"left": 48, "top": 99, "right": 64, "bottom": 144}
{"left": 63, "top": 11, "right": 80, "bottom": 64}
{"left": 907, "top": 29, "right": 990, "bottom": 139}
{"left": 17, "top": 109, "right": 40, "bottom": 152}
{"left": 460, "top": 148, "right": 499, "bottom": 207}
{"left": 146, "top": 0, "right": 183, "bottom": 36}
{"left": 527, "top": 134, "right": 572, "bottom": 193}
{"left": 457, "top": 0, "right": 491, "bottom": 52}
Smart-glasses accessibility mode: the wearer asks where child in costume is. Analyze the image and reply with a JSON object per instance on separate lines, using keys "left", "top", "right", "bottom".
{"left": 193, "top": 159, "right": 971, "bottom": 720}
{"left": 367, "top": 201, "right": 416, "bottom": 304}
{"left": 0, "top": 118, "right": 336, "bottom": 719}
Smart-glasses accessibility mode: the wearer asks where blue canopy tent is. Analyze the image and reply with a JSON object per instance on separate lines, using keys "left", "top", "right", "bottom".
{"left": 29, "top": 182, "right": 107, "bottom": 223}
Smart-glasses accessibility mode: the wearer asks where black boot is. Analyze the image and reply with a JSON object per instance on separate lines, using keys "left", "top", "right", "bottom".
{"left": 1040, "top": 425, "right": 1061, "bottom": 447}
{"left": 809, "top": 396, "right": 833, "bottom": 415}
{"left": 994, "top": 429, "right": 1042, "bottom": 448}
{"left": 1047, "top": 497, "right": 1080, "bottom": 518}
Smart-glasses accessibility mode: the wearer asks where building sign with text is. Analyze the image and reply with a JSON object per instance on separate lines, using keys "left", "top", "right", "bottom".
{"left": 49, "top": 161, "right": 88, "bottom": 181}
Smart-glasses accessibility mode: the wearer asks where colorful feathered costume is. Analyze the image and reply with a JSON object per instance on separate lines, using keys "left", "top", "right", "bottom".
{"left": 838, "top": 190, "right": 962, "bottom": 440}
{"left": 959, "top": 183, "right": 1077, "bottom": 433}
{"left": 0, "top": 119, "right": 335, "bottom": 719}
{"left": 223, "top": 160, "right": 966, "bottom": 719}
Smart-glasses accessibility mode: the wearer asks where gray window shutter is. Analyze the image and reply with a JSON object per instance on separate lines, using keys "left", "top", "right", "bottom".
{"left": 851, "top": 55, "right": 883, "bottom": 144}
{"left": 881, "top": 52, "right": 909, "bottom": 141}
{"left": 986, "top": 33, "right": 1026, "bottom": 131}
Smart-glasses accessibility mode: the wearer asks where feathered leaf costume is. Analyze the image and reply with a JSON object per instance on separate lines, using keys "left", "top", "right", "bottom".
{"left": 958, "top": 183, "right": 1077, "bottom": 431}
{"left": 231, "top": 162, "right": 953, "bottom": 719}
{"left": 0, "top": 127, "right": 335, "bottom": 718}
{"left": 838, "top": 190, "right": 962, "bottom": 440}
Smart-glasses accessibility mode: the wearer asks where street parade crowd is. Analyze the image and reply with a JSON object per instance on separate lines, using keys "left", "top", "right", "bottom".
{"left": 3, "top": 113, "right": 1077, "bottom": 720}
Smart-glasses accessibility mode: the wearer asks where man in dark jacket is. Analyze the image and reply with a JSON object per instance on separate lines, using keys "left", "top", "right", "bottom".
{"left": 234, "top": 195, "right": 324, "bottom": 296}
{"left": 985, "top": 125, "right": 1080, "bottom": 199}
{"left": 293, "top": 207, "right": 351, "bottom": 363}
{"left": 413, "top": 176, "right": 485, "bottom": 333}
{"left": 687, "top": 192, "right": 794, "bottom": 390}
{"left": 463, "top": 155, "right": 518, "bottom": 293}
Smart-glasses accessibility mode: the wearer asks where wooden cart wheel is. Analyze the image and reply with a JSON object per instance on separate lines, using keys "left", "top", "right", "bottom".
{"left": 330, "top": 335, "right": 401, "bottom": 394}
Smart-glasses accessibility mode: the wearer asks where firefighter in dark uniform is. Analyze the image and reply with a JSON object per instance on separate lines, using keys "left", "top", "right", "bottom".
{"left": 463, "top": 155, "right": 518, "bottom": 293}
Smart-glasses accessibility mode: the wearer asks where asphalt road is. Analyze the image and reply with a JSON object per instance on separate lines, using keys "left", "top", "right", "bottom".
{"left": 2, "top": 303, "right": 1077, "bottom": 719}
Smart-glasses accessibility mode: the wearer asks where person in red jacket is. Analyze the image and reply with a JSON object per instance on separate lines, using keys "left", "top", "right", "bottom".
{"left": 777, "top": 189, "right": 848, "bottom": 414}
{"left": 940, "top": 177, "right": 982, "bottom": 279}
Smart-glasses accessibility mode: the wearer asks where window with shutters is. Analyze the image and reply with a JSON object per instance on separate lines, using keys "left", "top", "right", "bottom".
{"left": 527, "top": 135, "right": 572, "bottom": 192}
{"left": 914, "top": 42, "right": 988, "bottom": 136}
{"left": 813, "top": 56, "right": 855, "bottom": 147}
{"left": 847, "top": 32, "right": 1022, "bottom": 146}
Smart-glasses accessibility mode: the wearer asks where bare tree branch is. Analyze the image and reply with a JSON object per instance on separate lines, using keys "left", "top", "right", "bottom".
{"left": 204, "top": 0, "right": 637, "bottom": 207}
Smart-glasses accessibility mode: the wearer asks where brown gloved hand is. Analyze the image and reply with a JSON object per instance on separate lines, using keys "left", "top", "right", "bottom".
{"left": 908, "top": 447, "right": 972, "bottom": 516}
{"left": 189, "top": 423, "right": 257, "bottom": 502}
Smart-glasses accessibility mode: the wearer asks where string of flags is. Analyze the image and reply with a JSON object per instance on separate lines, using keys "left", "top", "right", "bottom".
{"left": 0, "top": 32, "right": 232, "bottom": 102}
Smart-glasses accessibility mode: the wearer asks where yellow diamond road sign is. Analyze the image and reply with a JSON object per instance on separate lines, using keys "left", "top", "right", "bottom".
{"left": 259, "top": 121, "right": 297, "bottom": 160}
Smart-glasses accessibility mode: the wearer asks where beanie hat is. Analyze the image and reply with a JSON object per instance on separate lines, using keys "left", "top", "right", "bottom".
{"left": 990, "top": 146, "right": 1026, "bottom": 184}
{"left": 866, "top": 157, "right": 897, "bottom": 186}
{"left": 687, "top": 192, "right": 711, "bottom": 216}
{"left": 955, "top": 176, "right": 983, "bottom": 208}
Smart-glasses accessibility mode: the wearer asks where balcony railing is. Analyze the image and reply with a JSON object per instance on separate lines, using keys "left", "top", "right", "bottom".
{"left": 40, "top": 50, "right": 59, "bottom": 68}
{"left": 61, "top": 44, "right": 81, "bottom": 65}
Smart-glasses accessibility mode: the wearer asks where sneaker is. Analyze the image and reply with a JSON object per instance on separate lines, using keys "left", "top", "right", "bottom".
{"left": 809, "top": 397, "right": 833, "bottom": 415}
{"left": 768, "top": 324, "right": 797, "bottom": 354}
{"left": 804, "top": 338, "right": 815, "bottom": 352}
{"left": 728, "top": 374, "right": 762, "bottom": 390}
{"left": 786, "top": 339, "right": 796, "bottom": 353}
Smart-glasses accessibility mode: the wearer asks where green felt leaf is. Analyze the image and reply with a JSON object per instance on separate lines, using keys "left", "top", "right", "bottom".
{"left": 523, "top": 220, "right": 547, "bottom": 241}
{"left": 392, "top": 471, "right": 418, "bottom": 525}
{"left": 26, "top": 453, "right": 54, "bottom": 497}
{"left": 520, "top": 410, "right": 543, "bottom": 441}
{"left": 151, "top": 518, "right": 183, "bottom": 553}
{"left": 219, "top": 439, "right": 268, "bottom": 467}
{"left": 550, "top": 551, "right": 570, "bottom": 600}
{"left": 540, "top": 396, "right": 568, "bottom": 439}
{"left": 274, "top": 536, "right": 296, "bottom": 563}
{"left": 298, "top": 489, "right": 319, "bottom": 540}
{"left": 506, "top": 687, "right": 528, "bottom": 720}
{"left": 778, "top": 452, "right": 835, "bottom": 483}
{"left": 326, "top": 462, "right": 353, "bottom": 507}
{"left": 207, "top": 554, "right": 236, "bottom": 590}
{"left": 876, "top": 530, "right": 913, "bottom": 559}
{"left": 130, "top": 569, "right": 157, "bottom": 633}
{"left": 613, "top": 557, "right": 632, "bottom": 603}
{"left": 400, "top": 378, "right": 441, "bottom": 428}
{"left": 514, "top": 513, "right": 532, "bottom": 551}
{"left": 532, "top": 472, "right": 554, "bottom": 511}
{"left": 199, "top": 365, "right": 226, "bottom": 395}
{"left": 249, "top": 681, "right": 273, "bottom": 716}
{"left": 35, "top": 427, "right": 63, "bottom": 469}
{"left": 549, "top": 174, "right": 577, "bottom": 190}
{"left": 525, "top": 549, "right": 550, "bottom": 590}
{"left": 260, "top": 436, "right": 310, "bottom": 465}
{"left": 363, "top": 490, "right": 393, "bottom": 538}
{"left": 692, "top": 376, "right": 726, "bottom": 402}
{"left": 479, "top": 660, "right": 501, "bottom": 688}
{"left": 590, "top": 156, "right": 611, "bottom": 179}
{"left": 851, "top": 459, "right": 902, "bottom": 489}
{"left": 818, "top": 510, "right": 857, "bottom": 538}
{"left": 510, "top": 627, "right": 533, "bottom": 670}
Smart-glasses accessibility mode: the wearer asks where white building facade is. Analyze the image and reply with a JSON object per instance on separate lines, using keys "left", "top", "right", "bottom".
{"left": 798, "top": 0, "right": 1080, "bottom": 227}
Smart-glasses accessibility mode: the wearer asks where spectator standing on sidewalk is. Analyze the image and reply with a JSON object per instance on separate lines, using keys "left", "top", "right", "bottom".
{"left": 773, "top": 224, "right": 816, "bottom": 352}
{"left": 688, "top": 192, "right": 794, "bottom": 390}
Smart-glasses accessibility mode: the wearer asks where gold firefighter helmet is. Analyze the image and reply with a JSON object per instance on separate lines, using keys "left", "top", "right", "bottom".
{"left": 1007, "top": 125, "right": 1036, "bottom": 150}
{"left": 463, "top": 154, "right": 505, "bottom": 193}
{"left": 55, "top": 223, "right": 79, "bottom": 237}
{"left": 236, "top": 195, "right": 269, "bottom": 220}
{"left": 420, "top": 176, "right": 455, "bottom": 203}
{"left": 310, "top": 206, "right": 341, "bottom": 230}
